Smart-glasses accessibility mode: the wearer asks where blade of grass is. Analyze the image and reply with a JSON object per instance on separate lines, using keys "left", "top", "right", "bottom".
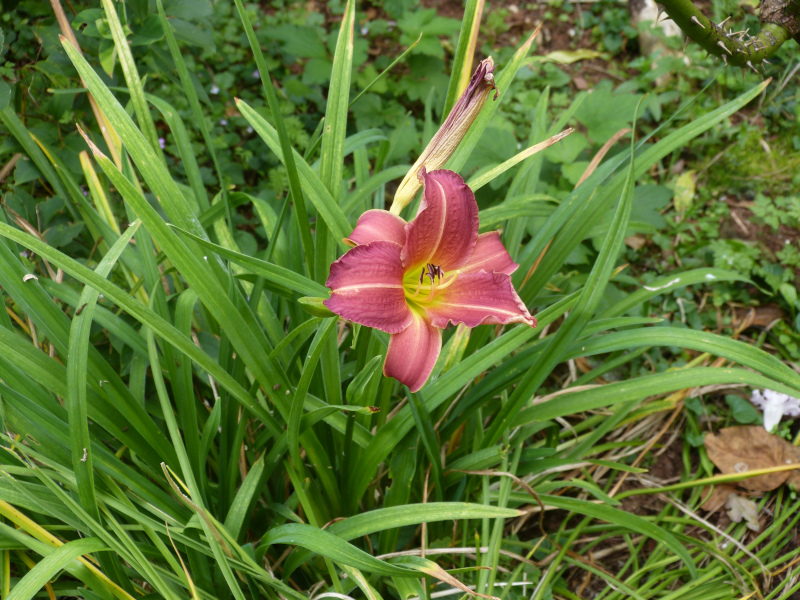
{"left": 68, "top": 222, "right": 141, "bottom": 518}
{"left": 0, "top": 221, "right": 282, "bottom": 440}
{"left": 481, "top": 98, "right": 640, "bottom": 448}
{"left": 446, "top": 26, "right": 541, "bottom": 172}
{"left": 237, "top": 100, "right": 352, "bottom": 247}
{"left": 442, "top": 0, "right": 485, "bottom": 117}
{"left": 169, "top": 225, "right": 327, "bottom": 297}
{"left": 51, "top": 0, "right": 122, "bottom": 168}
{"left": 288, "top": 318, "right": 339, "bottom": 467}
{"left": 67, "top": 221, "right": 141, "bottom": 591}
{"left": 513, "top": 368, "right": 800, "bottom": 425}
{"left": 76, "top": 132, "right": 296, "bottom": 427}
{"left": 156, "top": 0, "right": 226, "bottom": 218}
{"left": 5, "top": 537, "right": 108, "bottom": 600}
{"left": 516, "top": 81, "right": 769, "bottom": 302}
{"left": 232, "top": 0, "right": 314, "bottom": 274}
{"left": 61, "top": 37, "right": 206, "bottom": 240}
{"left": 407, "top": 390, "right": 445, "bottom": 502}
{"left": 100, "top": 0, "right": 163, "bottom": 160}
{"left": 568, "top": 326, "right": 800, "bottom": 388}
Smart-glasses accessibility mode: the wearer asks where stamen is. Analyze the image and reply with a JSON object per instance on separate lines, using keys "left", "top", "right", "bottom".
{"left": 435, "top": 269, "right": 460, "bottom": 291}
{"left": 412, "top": 269, "right": 460, "bottom": 304}
{"left": 421, "top": 276, "right": 437, "bottom": 303}
{"left": 405, "top": 263, "right": 457, "bottom": 304}
{"left": 408, "top": 276, "right": 423, "bottom": 299}
{"left": 425, "top": 263, "right": 438, "bottom": 284}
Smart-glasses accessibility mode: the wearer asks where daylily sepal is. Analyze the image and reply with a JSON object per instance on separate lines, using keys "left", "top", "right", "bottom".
{"left": 298, "top": 296, "right": 337, "bottom": 318}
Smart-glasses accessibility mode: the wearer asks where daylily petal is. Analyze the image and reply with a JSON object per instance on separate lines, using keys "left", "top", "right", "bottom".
{"left": 401, "top": 169, "right": 479, "bottom": 272}
{"left": 345, "top": 209, "right": 407, "bottom": 247}
{"left": 460, "top": 231, "right": 518, "bottom": 275}
{"left": 383, "top": 307, "right": 442, "bottom": 392}
{"left": 423, "top": 271, "right": 536, "bottom": 329}
{"left": 324, "top": 241, "right": 413, "bottom": 334}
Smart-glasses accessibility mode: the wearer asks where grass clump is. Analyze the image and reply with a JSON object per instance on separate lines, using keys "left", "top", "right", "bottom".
{"left": 0, "top": 1, "right": 800, "bottom": 599}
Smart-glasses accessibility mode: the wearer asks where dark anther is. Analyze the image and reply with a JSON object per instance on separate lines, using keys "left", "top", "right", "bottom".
{"left": 425, "top": 263, "right": 443, "bottom": 283}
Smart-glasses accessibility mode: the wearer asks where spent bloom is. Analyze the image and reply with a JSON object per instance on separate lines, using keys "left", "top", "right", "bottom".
{"left": 324, "top": 169, "right": 535, "bottom": 392}
{"left": 390, "top": 58, "right": 498, "bottom": 215}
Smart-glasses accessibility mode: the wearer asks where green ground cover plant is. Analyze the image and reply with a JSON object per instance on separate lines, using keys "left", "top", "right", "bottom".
{"left": 2, "top": 0, "right": 800, "bottom": 598}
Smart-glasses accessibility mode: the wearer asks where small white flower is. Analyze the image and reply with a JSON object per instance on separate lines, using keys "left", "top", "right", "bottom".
{"left": 750, "top": 389, "right": 800, "bottom": 431}
{"left": 210, "top": 84, "right": 220, "bottom": 95}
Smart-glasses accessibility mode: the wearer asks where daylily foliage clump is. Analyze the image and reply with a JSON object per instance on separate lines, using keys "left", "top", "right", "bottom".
{"left": 325, "top": 169, "right": 536, "bottom": 391}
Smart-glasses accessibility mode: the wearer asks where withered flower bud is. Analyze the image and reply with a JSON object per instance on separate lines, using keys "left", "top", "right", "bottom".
{"left": 390, "top": 57, "right": 498, "bottom": 214}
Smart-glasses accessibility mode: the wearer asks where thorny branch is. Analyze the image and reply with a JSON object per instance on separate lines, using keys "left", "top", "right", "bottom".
{"left": 657, "top": 0, "right": 800, "bottom": 70}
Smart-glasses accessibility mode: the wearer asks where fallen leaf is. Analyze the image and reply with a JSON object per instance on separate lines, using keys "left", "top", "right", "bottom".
{"left": 670, "top": 159, "right": 685, "bottom": 175}
{"left": 624, "top": 235, "right": 647, "bottom": 250}
{"left": 733, "top": 304, "right": 786, "bottom": 329}
{"left": 725, "top": 493, "right": 760, "bottom": 531}
{"left": 673, "top": 170, "right": 696, "bottom": 213}
{"left": 784, "top": 443, "right": 800, "bottom": 488}
{"left": 704, "top": 426, "right": 800, "bottom": 491}
{"left": 539, "top": 49, "right": 607, "bottom": 65}
{"left": 699, "top": 484, "right": 738, "bottom": 513}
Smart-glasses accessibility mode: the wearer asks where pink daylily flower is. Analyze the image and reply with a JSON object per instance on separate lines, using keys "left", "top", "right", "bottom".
{"left": 324, "top": 169, "right": 536, "bottom": 392}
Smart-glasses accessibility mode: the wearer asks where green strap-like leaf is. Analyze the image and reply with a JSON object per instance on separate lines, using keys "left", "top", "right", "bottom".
{"left": 0, "top": 221, "right": 281, "bottom": 440}
{"left": 169, "top": 225, "right": 327, "bottom": 297}
{"left": 101, "top": 0, "right": 163, "bottom": 159}
{"left": 67, "top": 221, "right": 140, "bottom": 557}
{"left": 261, "top": 524, "right": 421, "bottom": 577}
{"left": 481, "top": 98, "right": 641, "bottom": 448}
{"left": 442, "top": 0, "right": 484, "bottom": 117}
{"left": 599, "top": 268, "right": 749, "bottom": 319}
{"left": 515, "top": 367, "right": 800, "bottom": 425}
{"left": 61, "top": 38, "right": 206, "bottom": 240}
{"left": 282, "top": 503, "right": 520, "bottom": 577}
{"left": 237, "top": 100, "right": 352, "bottom": 246}
{"left": 569, "top": 326, "right": 800, "bottom": 389}
{"left": 6, "top": 538, "right": 108, "bottom": 600}
{"left": 288, "top": 318, "right": 339, "bottom": 466}
{"left": 232, "top": 0, "right": 314, "bottom": 271}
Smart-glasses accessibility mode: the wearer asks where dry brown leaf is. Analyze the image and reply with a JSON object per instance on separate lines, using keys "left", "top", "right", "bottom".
{"left": 733, "top": 304, "right": 785, "bottom": 329}
{"left": 625, "top": 235, "right": 647, "bottom": 250}
{"left": 784, "top": 442, "right": 800, "bottom": 489}
{"left": 704, "top": 426, "right": 800, "bottom": 491}
{"left": 699, "top": 484, "right": 738, "bottom": 513}
{"left": 573, "top": 75, "right": 589, "bottom": 90}
{"left": 725, "top": 493, "right": 760, "bottom": 531}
